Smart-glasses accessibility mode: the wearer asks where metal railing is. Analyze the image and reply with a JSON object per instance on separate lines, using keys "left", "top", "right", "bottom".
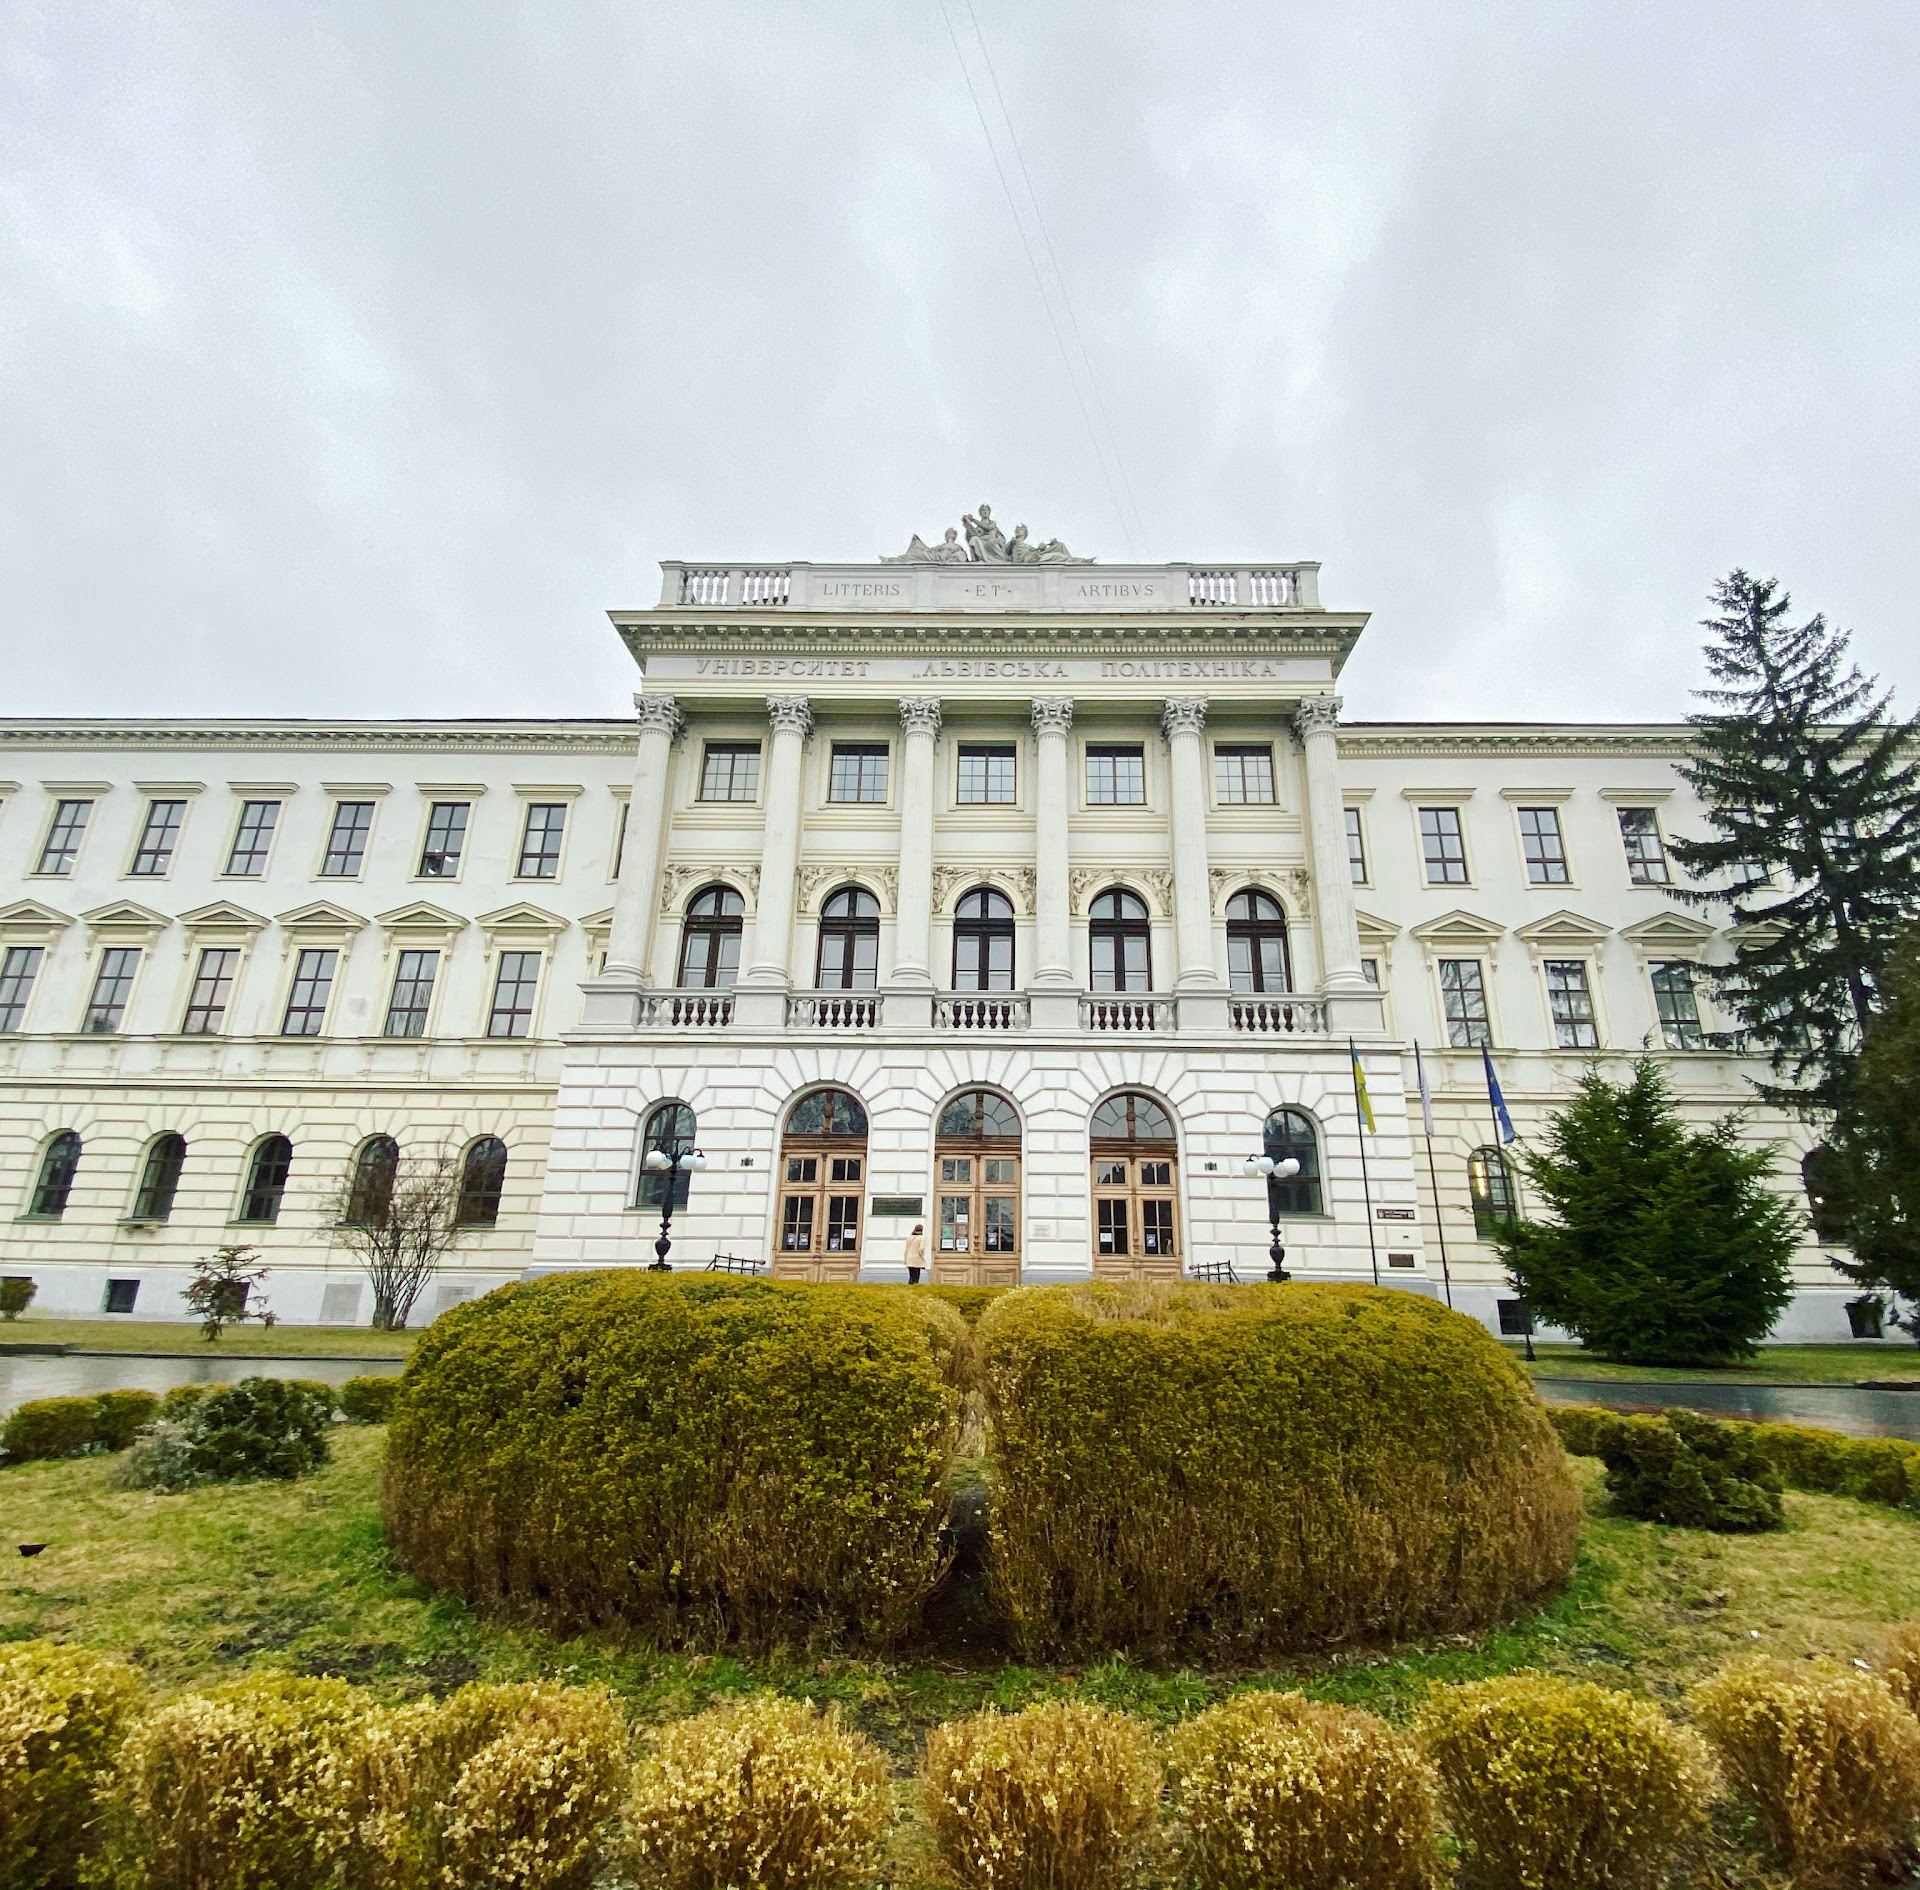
{"left": 1229, "top": 994, "right": 1328, "bottom": 1034}
{"left": 787, "top": 993, "right": 881, "bottom": 1030}
{"left": 1080, "top": 996, "right": 1175, "bottom": 1032}
{"left": 935, "top": 995, "right": 1030, "bottom": 1031}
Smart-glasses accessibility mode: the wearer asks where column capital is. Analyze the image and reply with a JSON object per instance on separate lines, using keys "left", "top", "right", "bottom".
{"left": 898, "top": 697, "right": 943, "bottom": 737}
{"left": 765, "top": 695, "right": 814, "bottom": 739}
{"left": 1293, "top": 694, "right": 1344, "bottom": 739}
{"left": 1160, "top": 697, "right": 1208, "bottom": 740}
{"left": 633, "top": 692, "right": 684, "bottom": 738}
{"left": 1030, "top": 697, "right": 1075, "bottom": 736}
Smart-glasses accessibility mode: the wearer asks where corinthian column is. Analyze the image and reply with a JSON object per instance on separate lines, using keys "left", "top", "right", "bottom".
{"left": 742, "top": 695, "right": 813, "bottom": 988}
{"left": 1295, "top": 694, "right": 1367, "bottom": 991}
{"left": 604, "top": 692, "right": 683, "bottom": 980}
{"left": 893, "top": 698, "right": 941, "bottom": 988}
{"left": 1161, "top": 698, "right": 1221, "bottom": 989}
{"left": 1030, "top": 699, "right": 1074, "bottom": 989}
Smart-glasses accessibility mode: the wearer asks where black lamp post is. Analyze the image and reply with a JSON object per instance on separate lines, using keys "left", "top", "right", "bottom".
{"left": 640, "top": 1139, "right": 707, "bottom": 1271}
{"left": 1241, "top": 1154, "right": 1302, "bottom": 1282}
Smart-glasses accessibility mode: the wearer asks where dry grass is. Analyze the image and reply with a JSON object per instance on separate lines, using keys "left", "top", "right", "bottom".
{"left": 6, "top": 1314, "right": 416, "bottom": 1357}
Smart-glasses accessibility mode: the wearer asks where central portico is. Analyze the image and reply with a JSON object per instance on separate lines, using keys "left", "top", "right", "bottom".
{"left": 535, "top": 516, "right": 1428, "bottom": 1288}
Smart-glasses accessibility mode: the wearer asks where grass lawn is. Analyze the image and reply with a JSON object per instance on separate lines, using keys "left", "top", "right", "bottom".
{"left": 2, "top": 1314, "right": 418, "bottom": 1357}
{"left": 1514, "top": 1341, "right": 1920, "bottom": 1384}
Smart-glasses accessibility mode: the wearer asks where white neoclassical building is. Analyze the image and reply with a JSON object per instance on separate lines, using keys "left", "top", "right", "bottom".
{"left": 0, "top": 519, "right": 1860, "bottom": 1337}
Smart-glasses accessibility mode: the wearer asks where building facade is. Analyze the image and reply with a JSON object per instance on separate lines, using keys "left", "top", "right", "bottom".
{"left": 0, "top": 527, "right": 1857, "bottom": 1337}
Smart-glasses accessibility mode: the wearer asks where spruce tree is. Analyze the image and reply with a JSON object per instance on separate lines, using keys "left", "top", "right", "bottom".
{"left": 1494, "top": 1061, "right": 1799, "bottom": 1365}
{"left": 1670, "top": 571, "right": 1920, "bottom": 1109}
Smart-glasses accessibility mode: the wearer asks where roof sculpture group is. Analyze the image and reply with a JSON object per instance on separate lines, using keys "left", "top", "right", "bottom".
{"left": 882, "top": 502, "right": 1092, "bottom": 565}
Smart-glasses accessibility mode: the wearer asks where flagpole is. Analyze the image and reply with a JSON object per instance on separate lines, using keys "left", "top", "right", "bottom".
{"left": 1350, "top": 1036, "right": 1380, "bottom": 1286}
{"left": 1415, "top": 1043, "right": 1453, "bottom": 1308}
{"left": 1480, "top": 1042, "right": 1532, "bottom": 1359}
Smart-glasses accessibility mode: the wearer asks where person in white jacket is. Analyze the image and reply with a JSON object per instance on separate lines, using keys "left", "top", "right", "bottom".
{"left": 903, "top": 1224, "right": 926, "bottom": 1285}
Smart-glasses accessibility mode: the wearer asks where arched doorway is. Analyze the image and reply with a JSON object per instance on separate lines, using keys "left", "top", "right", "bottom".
{"left": 1227, "top": 890, "right": 1293, "bottom": 991}
{"left": 774, "top": 1087, "right": 869, "bottom": 1281}
{"left": 952, "top": 888, "right": 1015, "bottom": 991}
{"left": 678, "top": 885, "right": 743, "bottom": 988}
{"left": 816, "top": 887, "right": 880, "bottom": 989}
{"left": 934, "top": 1089, "right": 1022, "bottom": 1285}
{"left": 1089, "top": 889, "right": 1151, "bottom": 991}
{"left": 1089, "top": 1091, "right": 1180, "bottom": 1279}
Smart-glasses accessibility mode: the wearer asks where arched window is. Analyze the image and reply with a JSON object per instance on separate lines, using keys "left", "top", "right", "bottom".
{"left": 456, "top": 1137, "right": 508, "bottom": 1227}
{"left": 678, "top": 885, "right": 744, "bottom": 989}
{"left": 1468, "top": 1146, "right": 1519, "bottom": 1238}
{"left": 131, "top": 1132, "right": 187, "bottom": 1222}
{"left": 1089, "top": 889, "right": 1151, "bottom": 993}
{"left": 938, "top": 1089, "right": 1021, "bottom": 1139}
{"left": 776, "top": 1089, "right": 870, "bottom": 1278}
{"left": 636, "top": 1101, "right": 697, "bottom": 1211}
{"left": 1227, "top": 890, "right": 1292, "bottom": 993}
{"left": 238, "top": 1135, "right": 293, "bottom": 1224}
{"left": 1089, "top": 1091, "right": 1179, "bottom": 1275}
{"left": 30, "top": 1131, "right": 82, "bottom": 1218}
{"left": 816, "top": 887, "right": 880, "bottom": 990}
{"left": 1801, "top": 1143, "right": 1851, "bottom": 1245}
{"left": 935, "top": 1090, "right": 1022, "bottom": 1279}
{"left": 952, "top": 888, "right": 1015, "bottom": 992}
{"left": 345, "top": 1135, "right": 399, "bottom": 1225}
{"left": 785, "top": 1088, "right": 868, "bottom": 1138}
{"left": 1261, "top": 1108, "right": 1322, "bottom": 1215}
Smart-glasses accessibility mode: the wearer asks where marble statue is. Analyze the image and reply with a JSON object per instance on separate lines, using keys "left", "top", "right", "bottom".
{"left": 963, "top": 503, "right": 1011, "bottom": 562}
{"left": 881, "top": 505, "right": 1092, "bottom": 565}
{"left": 1007, "top": 523, "right": 1092, "bottom": 565}
{"left": 880, "top": 527, "right": 969, "bottom": 565}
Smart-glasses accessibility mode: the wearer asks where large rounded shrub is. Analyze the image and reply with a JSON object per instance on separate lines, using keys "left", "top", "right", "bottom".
{"left": 382, "top": 1274, "right": 963, "bottom": 1645}
{"left": 978, "top": 1282, "right": 1579, "bottom": 1657}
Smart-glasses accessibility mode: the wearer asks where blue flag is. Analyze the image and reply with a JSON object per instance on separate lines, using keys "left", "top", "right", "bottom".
{"left": 1482, "top": 1046, "right": 1517, "bottom": 1144}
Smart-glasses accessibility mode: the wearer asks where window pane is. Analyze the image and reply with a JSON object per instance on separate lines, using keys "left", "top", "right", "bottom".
{"left": 517, "top": 803, "right": 567, "bottom": 877}
{"left": 828, "top": 744, "right": 889, "bottom": 802}
{"left": 239, "top": 1136, "right": 292, "bottom": 1222}
{"left": 487, "top": 951, "right": 541, "bottom": 1037}
{"left": 181, "top": 947, "right": 238, "bottom": 1034}
{"left": 1419, "top": 807, "right": 1469, "bottom": 883}
{"left": 1545, "top": 960, "right": 1598, "bottom": 1048}
{"left": 1439, "top": 958, "right": 1491, "bottom": 1049}
{"left": 384, "top": 949, "right": 439, "bottom": 1037}
{"left": 226, "top": 800, "right": 280, "bottom": 875}
{"left": 281, "top": 949, "right": 337, "bottom": 1035}
{"left": 957, "top": 744, "right": 1016, "bottom": 803}
{"left": 1345, "top": 806, "right": 1367, "bottom": 882}
{"left": 781, "top": 1195, "right": 815, "bottom": 1250}
{"left": 456, "top": 1138, "right": 508, "bottom": 1225}
{"left": 37, "top": 799, "right": 93, "bottom": 875}
{"left": 1650, "top": 960, "right": 1703, "bottom": 1050}
{"left": 1096, "top": 1198, "right": 1128, "bottom": 1253}
{"left": 1517, "top": 807, "right": 1569, "bottom": 884}
{"left": 84, "top": 948, "right": 141, "bottom": 1033}
{"left": 419, "top": 802, "right": 469, "bottom": 876}
{"left": 322, "top": 802, "right": 374, "bottom": 876}
{"left": 1213, "top": 745, "right": 1274, "bottom": 804}
{"left": 1617, "top": 806, "right": 1671, "bottom": 884}
{"left": 32, "top": 1132, "right": 82, "bottom": 1216}
{"left": 1086, "top": 746, "right": 1145, "bottom": 805}
{"left": 0, "top": 946, "right": 44, "bottom": 1032}
{"left": 131, "top": 800, "right": 187, "bottom": 875}
{"left": 133, "top": 1134, "right": 187, "bottom": 1220}
{"left": 700, "top": 743, "right": 762, "bottom": 802}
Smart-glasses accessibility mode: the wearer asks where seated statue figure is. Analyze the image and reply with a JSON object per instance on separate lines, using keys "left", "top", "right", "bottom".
{"left": 881, "top": 527, "right": 970, "bottom": 565}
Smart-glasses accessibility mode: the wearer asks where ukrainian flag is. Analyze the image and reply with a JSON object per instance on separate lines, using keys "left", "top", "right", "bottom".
{"left": 1349, "top": 1038, "right": 1376, "bottom": 1133}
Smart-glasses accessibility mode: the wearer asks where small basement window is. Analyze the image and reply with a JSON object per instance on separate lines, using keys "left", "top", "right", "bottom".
{"left": 1846, "top": 1297, "right": 1885, "bottom": 1340}
{"left": 1496, "top": 1298, "right": 1533, "bottom": 1337}
{"left": 103, "top": 1278, "right": 141, "bottom": 1315}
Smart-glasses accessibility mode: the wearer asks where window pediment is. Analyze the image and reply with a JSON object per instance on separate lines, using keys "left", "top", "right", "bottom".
{"left": 1513, "top": 910, "right": 1611, "bottom": 955}
{"left": 178, "top": 900, "right": 269, "bottom": 935}
{"left": 1618, "top": 910, "right": 1716, "bottom": 958}
{"left": 1409, "top": 909, "right": 1504, "bottom": 951}
{"left": 0, "top": 898, "right": 75, "bottom": 943}
{"left": 82, "top": 899, "right": 171, "bottom": 940}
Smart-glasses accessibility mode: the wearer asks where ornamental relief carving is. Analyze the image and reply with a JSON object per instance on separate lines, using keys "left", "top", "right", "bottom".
{"left": 1069, "top": 867, "right": 1174, "bottom": 917}
{"left": 931, "top": 865, "right": 1037, "bottom": 916}
{"left": 796, "top": 863, "right": 898, "bottom": 915}
{"left": 1209, "top": 866, "right": 1313, "bottom": 918}
{"left": 658, "top": 863, "right": 759, "bottom": 916}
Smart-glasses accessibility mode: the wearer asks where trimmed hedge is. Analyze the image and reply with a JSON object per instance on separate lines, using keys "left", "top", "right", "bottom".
{"left": 115, "top": 1378, "right": 333, "bottom": 1492}
{"left": 338, "top": 1373, "right": 401, "bottom": 1423}
{"left": 1589, "top": 1409, "right": 1785, "bottom": 1532}
{"left": 977, "top": 1282, "right": 1579, "bottom": 1658}
{"left": 915, "top": 1285, "right": 1010, "bottom": 1326}
{"left": 1, "top": 1390, "right": 159, "bottom": 1463}
{"left": 382, "top": 1273, "right": 963, "bottom": 1646}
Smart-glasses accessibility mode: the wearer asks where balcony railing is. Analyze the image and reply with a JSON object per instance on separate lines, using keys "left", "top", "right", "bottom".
{"left": 660, "top": 562, "right": 1318, "bottom": 610}
{"left": 1230, "top": 994, "right": 1328, "bottom": 1034}
{"left": 1080, "top": 996, "right": 1175, "bottom": 1032}
{"left": 788, "top": 993, "right": 881, "bottom": 1030}
{"left": 1187, "top": 567, "right": 1307, "bottom": 607}
{"left": 640, "top": 990, "right": 734, "bottom": 1028}
{"left": 936, "top": 995, "right": 1030, "bottom": 1031}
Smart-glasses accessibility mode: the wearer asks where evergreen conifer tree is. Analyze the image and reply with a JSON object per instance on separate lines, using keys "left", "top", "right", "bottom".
{"left": 1670, "top": 571, "right": 1920, "bottom": 1109}
{"left": 1494, "top": 1061, "right": 1799, "bottom": 1364}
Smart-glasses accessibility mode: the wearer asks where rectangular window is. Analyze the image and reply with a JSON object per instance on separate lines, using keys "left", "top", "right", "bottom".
{"left": 103, "top": 1279, "right": 140, "bottom": 1315}
{"left": 180, "top": 947, "right": 239, "bottom": 1035}
{"left": 130, "top": 799, "right": 187, "bottom": 876}
{"left": 225, "top": 800, "right": 280, "bottom": 875}
{"left": 1617, "top": 806, "right": 1671, "bottom": 884}
{"left": 1439, "top": 958, "right": 1491, "bottom": 1048}
{"left": 487, "top": 951, "right": 541, "bottom": 1038}
{"left": 84, "top": 947, "right": 141, "bottom": 1033}
{"left": 1361, "top": 957, "right": 1380, "bottom": 988}
{"left": 321, "top": 801, "right": 374, "bottom": 876}
{"left": 1517, "top": 806, "right": 1570, "bottom": 884}
{"left": 417, "top": 801, "right": 469, "bottom": 877}
{"left": 37, "top": 798, "right": 93, "bottom": 875}
{"left": 1419, "top": 806, "right": 1469, "bottom": 883}
{"left": 1346, "top": 806, "right": 1368, "bottom": 883}
{"left": 384, "top": 949, "right": 439, "bottom": 1038}
{"left": 1085, "top": 745, "right": 1146, "bottom": 806}
{"left": 827, "top": 743, "right": 889, "bottom": 803}
{"left": 281, "top": 948, "right": 338, "bottom": 1035}
{"left": 516, "top": 803, "right": 568, "bottom": 878}
{"left": 1545, "top": 960, "right": 1599, "bottom": 1048}
{"left": 611, "top": 800, "right": 629, "bottom": 878}
{"left": 0, "top": 945, "right": 45, "bottom": 1031}
{"left": 1650, "top": 960, "right": 1704, "bottom": 1050}
{"left": 957, "top": 743, "right": 1017, "bottom": 804}
{"left": 699, "top": 742, "right": 762, "bottom": 802}
{"left": 1213, "top": 744, "right": 1275, "bottom": 804}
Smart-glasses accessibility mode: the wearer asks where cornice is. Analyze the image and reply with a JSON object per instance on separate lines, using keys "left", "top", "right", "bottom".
{"left": 1337, "top": 724, "right": 1696, "bottom": 760}
{"left": 0, "top": 719, "right": 639, "bottom": 755}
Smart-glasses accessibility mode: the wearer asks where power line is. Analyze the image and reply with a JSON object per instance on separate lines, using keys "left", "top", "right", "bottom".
{"left": 933, "top": 0, "right": 1141, "bottom": 556}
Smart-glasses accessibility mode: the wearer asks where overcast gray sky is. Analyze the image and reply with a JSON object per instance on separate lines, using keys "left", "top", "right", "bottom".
{"left": 4, "top": 2, "right": 1916, "bottom": 725}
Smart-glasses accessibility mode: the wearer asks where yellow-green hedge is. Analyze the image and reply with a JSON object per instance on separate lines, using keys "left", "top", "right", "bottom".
{"left": 382, "top": 1274, "right": 962, "bottom": 1646}
{"left": 977, "top": 1282, "right": 1579, "bottom": 1657}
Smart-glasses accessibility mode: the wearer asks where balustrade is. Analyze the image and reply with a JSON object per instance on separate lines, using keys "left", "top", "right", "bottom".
{"left": 786, "top": 993, "right": 881, "bottom": 1030}
{"left": 638, "top": 990, "right": 733, "bottom": 1028}
{"left": 1080, "top": 996, "right": 1175, "bottom": 1033}
{"left": 934, "top": 995, "right": 1030, "bottom": 1031}
{"left": 1229, "top": 994, "right": 1328, "bottom": 1034}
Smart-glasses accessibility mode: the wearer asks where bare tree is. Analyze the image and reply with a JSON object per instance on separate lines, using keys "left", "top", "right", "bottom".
{"left": 325, "top": 1142, "right": 476, "bottom": 1330}
{"left": 183, "top": 1245, "right": 273, "bottom": 1340}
